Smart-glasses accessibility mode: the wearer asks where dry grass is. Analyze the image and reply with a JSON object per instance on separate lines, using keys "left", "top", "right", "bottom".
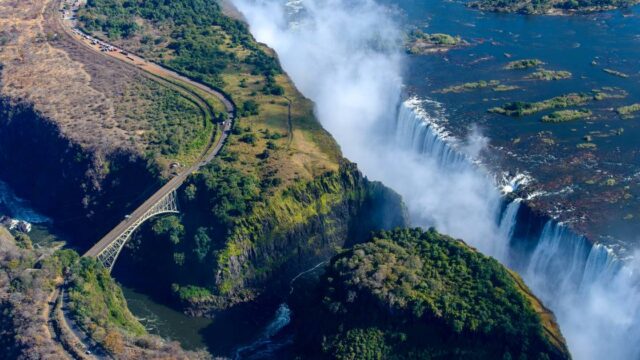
{"left": 0, "top": 0, "right": 127, "bottom": 152}
{"left": 0, "top": 0, "right": 215, "bottom": 166}
{"left": 219, "top": 63, "right": 339, "bottom": 191}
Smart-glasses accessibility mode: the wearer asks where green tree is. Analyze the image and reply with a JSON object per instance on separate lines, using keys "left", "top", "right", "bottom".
{"left": 151, "top": 216, "right": 184, "bottom": 245}
{"left": 193, "top": 227, "right": 211, "bottom": 262}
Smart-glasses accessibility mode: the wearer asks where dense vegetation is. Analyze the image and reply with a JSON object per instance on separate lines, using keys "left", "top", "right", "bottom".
{"left": 505, "top": 59, "right": 544, "bottom": 70}
{"left": 67, "top": 258, "right": 145, "bottom": 342}
{"left": 79, "top": 0, "right": 408, "bottom": 316}
{"left": 79, "top": 0, "right": 281, "bottom": 89}
{"left": 467, "top": 0, "right": 639, "bottom": 14}
{"left": 541, "top": 109, "right": 592, "bottom": 122}
{"left": 120, "top": 160, "right": 406, "bottom": 312}
{"left": 527, "top": 69, "right": 572, "bottom": 81}
{"left": 291, "top": 228, "right": 570, "bottom": 360}
{"left": 116, "top": 78, "right": 217, "bottom": 161}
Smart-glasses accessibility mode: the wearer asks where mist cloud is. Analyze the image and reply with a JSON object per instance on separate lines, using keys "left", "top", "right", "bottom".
{"left": 230, "top": 0, "right": 640, "bottom": 358}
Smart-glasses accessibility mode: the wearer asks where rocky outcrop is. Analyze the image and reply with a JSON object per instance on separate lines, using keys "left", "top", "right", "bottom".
{"left": 212, "top": 163, "right": 408, "bottom": 307}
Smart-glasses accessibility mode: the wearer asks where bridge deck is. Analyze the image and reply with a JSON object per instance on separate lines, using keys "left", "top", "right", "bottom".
{"left": 66, "top": 4, "right": 235, "bottom": 259}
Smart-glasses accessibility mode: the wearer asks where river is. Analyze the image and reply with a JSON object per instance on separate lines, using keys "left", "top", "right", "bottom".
{"left": 231, "top": 0, "right": 640, "bottom": 358}
{"left": 3, "top": 0, "right": 640, "bottom": 358}
{"left": 391, "top": 0, "right": 640, "bottom": 247}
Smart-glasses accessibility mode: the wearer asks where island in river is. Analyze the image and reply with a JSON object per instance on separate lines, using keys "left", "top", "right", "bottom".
{"left": 389, "top": 0, "right": 640, "bottom": 256}
{"left": 467, "top": 0, "right": 640, "bottom": 15}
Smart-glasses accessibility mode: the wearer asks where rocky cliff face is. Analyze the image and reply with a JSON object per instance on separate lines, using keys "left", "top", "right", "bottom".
{"left": 0, "top": 97, "right": 162, "bottom": 246}
{"left": 117, "top": 161, "right": 408, "bottom": 315}
{"left": 211, "top": 163, "right": 408, "bottom": 308}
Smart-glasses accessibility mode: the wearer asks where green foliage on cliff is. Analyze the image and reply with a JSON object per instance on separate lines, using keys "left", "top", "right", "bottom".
{"left": 128, "top": 162, "right": 405, "bottom": 311}
{"left": 81, "top": 0, "right": 406, "bottom": 315}
{"left": 292, "top": 228, "right": 570, "bottom": 360}
{"left": 67, "top": 257, "right": 146, "bottom": 337}
{"left": 79, "top": 0, "right": 280, "bottom": 88}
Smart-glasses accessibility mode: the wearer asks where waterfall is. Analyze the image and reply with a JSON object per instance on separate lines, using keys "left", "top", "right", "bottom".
{"left": 521, "top": 221, "right": 639, "bottom": 360}
{"left": 495, "top": 198, "right": 521, "bottom": 262}
{"left": 524, "top": 222, "right": 590, "bottom": 295}
{"left": 395, "top": 98, "right": 469, "bottom": 170}
{"left": 229, "top": 0, "right": 640, "bottom": 354}
{"left": 396, "top": 97, "right": 640, "bottom": 359}
{"left": 580, "top": 243, "right": 621, "bottom": 289}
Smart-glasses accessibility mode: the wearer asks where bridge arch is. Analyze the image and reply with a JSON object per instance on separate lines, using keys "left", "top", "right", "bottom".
{"left": 91, "top": 190, "right": 179, "bottom": 272}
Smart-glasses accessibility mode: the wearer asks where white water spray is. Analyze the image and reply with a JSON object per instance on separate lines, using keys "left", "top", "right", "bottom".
{"left": 230, "top": 0, "right": 640, "bottom": 358}
{"left": 0, "top": 179, "right": 50, "bottom": 223}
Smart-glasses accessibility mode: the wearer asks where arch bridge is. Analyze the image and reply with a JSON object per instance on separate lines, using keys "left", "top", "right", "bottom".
{"left": 84, "top": 189, "right": 179, "bottom": 271}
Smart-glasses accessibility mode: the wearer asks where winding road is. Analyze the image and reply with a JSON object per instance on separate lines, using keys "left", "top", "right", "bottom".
{"left": 53, "top": 1, "right": 236, "bottom": 258}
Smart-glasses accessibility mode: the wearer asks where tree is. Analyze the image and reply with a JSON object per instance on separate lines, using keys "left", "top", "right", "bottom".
{"left": 193, "top": 227, "right": 211, "bottom": 262}
{"left": 151, "top": 216, "right": 184, "bottom": 245}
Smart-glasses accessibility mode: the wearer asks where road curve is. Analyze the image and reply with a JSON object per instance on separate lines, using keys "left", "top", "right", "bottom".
{"left": 54, "top": 2, "right": 236, "bottom": 259}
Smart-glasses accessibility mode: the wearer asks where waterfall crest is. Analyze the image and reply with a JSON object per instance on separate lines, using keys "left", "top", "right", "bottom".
{"left": 397, "top": 97, "right": 640, "bottom": 359}
{"left": 395, "top": 98, "right": 469, "bottom": 170}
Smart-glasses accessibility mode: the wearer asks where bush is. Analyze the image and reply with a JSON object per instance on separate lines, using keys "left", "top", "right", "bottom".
{"left": 241, "top": 100, "right": 260, "bottom": 117}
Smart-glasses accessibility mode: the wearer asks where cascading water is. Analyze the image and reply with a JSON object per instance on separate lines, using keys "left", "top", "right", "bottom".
{"left": 495, "top": 198, "right": 522, "bottom": 262}
{"left": 233, "top": 304, "right": 293, "bottom": 360}
{"left": 233, "top": 262, "right": 327, "bottom": 359}
{"left": 230, "top": 0, "right": 640, "bottom": 357}
{"left": 395, "top": 98, "right": 468, "bottom": 169}
{"left": 397, "top": 99, "right": 640, "bottom": 360}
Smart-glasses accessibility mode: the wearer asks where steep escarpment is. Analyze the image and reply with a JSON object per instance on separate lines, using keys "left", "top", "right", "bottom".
{"left": 0, "top": 0, "right": 224, "bottom": 245}
{"left": 289, "top": 228, "right": 571, "bottom": 360}
{"left": 118, "top": 161, "right": 407, "bottom": 314}
{"left": 73, "top": 0, "right": 407, "bottom": 313}
{"left": 0, "top": 97, "right": 162, "bottom": 245}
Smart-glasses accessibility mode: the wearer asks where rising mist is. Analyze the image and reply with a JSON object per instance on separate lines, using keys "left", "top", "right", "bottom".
{"left": 230, "top": 0, "right": 640, "bottom": 358}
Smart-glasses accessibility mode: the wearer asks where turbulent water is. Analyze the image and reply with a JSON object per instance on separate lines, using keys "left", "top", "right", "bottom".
{"left": 0, "top": 179, "right": 49, "bottom": 223}
{"left": 233, "top": 304, "right": 293, "bottom": 360}
{"left": 404, "top": 99, "right": 640, "bottom": 359}
{"left": 231, "top": 0, "right": 640, "bottom": 358}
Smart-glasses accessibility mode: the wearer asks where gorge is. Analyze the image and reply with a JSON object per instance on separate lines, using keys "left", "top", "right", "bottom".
{"left": 231, "top": 0, "right": 640, "bottom": 358}
{"left": 1, "top": 0, "right": 639, "bottom": 358}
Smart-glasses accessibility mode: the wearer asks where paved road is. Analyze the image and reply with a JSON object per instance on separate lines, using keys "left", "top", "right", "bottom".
{"left": 54, "top": 2, "right": 236, "bottom": 259}
{"left": 59, "top": 288, "right": 109, "bottom": 359}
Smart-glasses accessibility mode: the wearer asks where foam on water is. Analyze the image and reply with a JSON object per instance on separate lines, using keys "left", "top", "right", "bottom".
{"left": 0, "top": 180, "right": 50, "bottom": 223}
{"left": 398, "top": 99, "right": 640, "bottom": 359}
